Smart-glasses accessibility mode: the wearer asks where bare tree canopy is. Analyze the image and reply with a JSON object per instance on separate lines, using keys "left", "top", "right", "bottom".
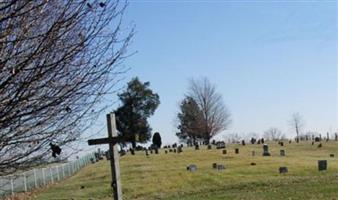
{"left": 0, "top": 0, "right": 133, "bottom": 175}
{"left": 188, "top": 77, "right": 231, "bottom": 143}
{"left": 289, "top": 113, "right": 304, "bottom": 143}
{"left": 263, "top": 127, "right": 284, "bottom": 141}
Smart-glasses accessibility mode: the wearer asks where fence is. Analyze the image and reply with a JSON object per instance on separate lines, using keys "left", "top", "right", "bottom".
{"left": 0, "top": 152, "right": 96, "bottom": 198}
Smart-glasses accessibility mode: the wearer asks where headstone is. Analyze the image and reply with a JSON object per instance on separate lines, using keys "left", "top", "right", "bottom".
{"left": 105, "top": 151, "right": 111, "bottom": 160}
{"left": 90, "top": 158, "right": 95, "bottom": 164}
{"left": 207, "top": 145, "right": 212, "bottom": 150}
{"left": 130, "top": 148, "right": 135, "bottom": 155}
{"left": 145, "top": 149, "right": 149, "bottom": 156}
{"left": 216, "top": 141, "right": 226, "bottom": 149}
{"left": 217, "top": 164, "right": 225, "bottom": 170}
{"left": 177, "top": 146, "right": 182, "bottom": 153}
{"left": 318, "top": 160, "right": 327, "bottom": 171}
{"left": 330, "top": 154, "right": 334, "bottom": 158}
{"left": 250, "top": 138, "right": 256, "bottom": 144}
{"left": 235, "top": 148, "right": 239, "bottom": 154}
{"left": 262, "top": 144, "right": 271, "bottom": 156}
{"left": 222, "top": 150, "right": 227, "bottom": 154}
{"left": 241, "top": 140, "right": 246, "bottom": 146}
{"left": 212, "top": 163, "right": 217, "bottom": 169}
{"left": 252, "top": 151, "right": 255, "bottom": 156}
{"left": 150, "top": 150, "right": 153, "bottom": 154}
{"left": 261, "top": 138, "right": 265, "bottom": 143}
{"left": 289, "top": 140, "right": 292, "bottom": 144}
{"left": 311, "top": 141, "right": 314, "bottom": 145}
{"left": 187, "top": 164, "right": 197, "bottom": 172}
{"left": 280, "top": 150, "right": 286, "bottom": 156}
{"left": 257, "top": 140, "right": 261, "bottom": 145}
{"left": 280, "top": 142, "right": 284, "bottom": 146}
{"left": 279, "top": 167, "right": 288, "bottom": 174}
{"left": 195, "top": 144, "right": 200, "bottom": 150}
{"left": 169, "top": 149, "right": 173, "bottom": 152}
{"left": 315, "top": 137, "right": 320, "bottom": 142}
{"left": 173, "top": 149, "right": 177, "bottom": 153}
{"left": 155, "top": 148, "right": 159, "bottom": 154}
{"left": 318, "top": 143, "right": 322, "bottom": 148}
{"left": 165, "top": 150, "right": 168, "bottom": 154}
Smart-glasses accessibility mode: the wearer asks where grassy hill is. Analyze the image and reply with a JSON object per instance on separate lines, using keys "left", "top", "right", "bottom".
{"left": 32, "top": 141, "right": 338, "bottom": 200}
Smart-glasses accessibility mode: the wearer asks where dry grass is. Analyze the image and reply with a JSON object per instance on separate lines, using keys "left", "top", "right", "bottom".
{"left": 28, "top": 141, "right": 338, "bottom": 200}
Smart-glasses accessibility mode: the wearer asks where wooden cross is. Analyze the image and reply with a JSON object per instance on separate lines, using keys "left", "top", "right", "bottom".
{"left": 88, "top": 113, "right": 122, "bottom": 200}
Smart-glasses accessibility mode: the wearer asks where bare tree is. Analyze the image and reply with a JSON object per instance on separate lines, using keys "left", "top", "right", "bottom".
{"left": 289, "top": 113, "right": 304, "bottom": 143}
{"left": 188, "top": 77, "right": 231, "bottom": 143}
{"left": 0, "top": 0, "right": 134, "bottom": 175}
{"left": 263, "top": 127, "right": 284, "bottom": 141}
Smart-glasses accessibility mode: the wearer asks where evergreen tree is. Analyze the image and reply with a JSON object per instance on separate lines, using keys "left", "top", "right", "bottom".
{"left": 115, "top": 77, "right": 160, "bottom": 148}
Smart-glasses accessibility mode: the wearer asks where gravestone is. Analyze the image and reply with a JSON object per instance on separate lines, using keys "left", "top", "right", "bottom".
{"left": 330, "top": 154, "right": 334, "bottom": 158}
{"left": 311, "top": 141, "right": 314, "bottom": 145}
{"left": 250, "top": 138, "right": 256, "bottom": 144}
{"left": 262, "top": 144, "right": 271, "bottom": 156}
{"left": 130, "top": 148, "right": 135, "bottom": 155}
{"left": 222, "top": 150, "right": 227, "bottom": 155}
{"left": 187, "top": 164, "right": 197, "bottom": 172}
{"left": 315, "top": 137, "right": 320, "bottom": 142}
{"left": 279, "top": 167, "right": 288, "bottom": 174}
{"left": 241, "top": 140, "right": 246, "bottom": 146}
{"left": 173, "top": 149, "right": 177, "bottom": 153}
{"left": 289, "top": 140, "right": 292, "bottom": 144}
{"left": 252, "top": 151, "right": 256, "bottom": 156}
{"left": 235, "top": 148, "right": 239, "bottom": 154}
{"left": 90, "top": 158, "right": 96, "bottom": 164}
{"left": 165, "top": 150, "right": 168, "bottom": 154}
{"left": 207, "top": 145, "right": 212, "bottom": 150}
{"left": 318, "top": 143, "right": 322, "bottom": 148}
{"left": 216, "top": 141, "right": 226, "bottom": 149}
{"left": 169, "top": 149, "right": 173, "bottom": 152}
{"left": 280, "top": 150, "right": 286, "bottom": 156}
{"left": 155, "top": 148, "right": 159, "bottom": 154}
{"left": 177, "top": 146, "right": 183, "bottom": 153}
{"left": 217, "top": 164, "right": 225, "bottom": 170}
{"left": 105, "top": 151, "right": 111, "bottom": 160}
{"left": 280, "top": 142, "right": 284, "bottom": 146}
{"left": 145, "top": 149, "right": 149, "bottom": 156}
{"left": 195, "top": 144, "right": 200, "bottom": 150}
{"left": 150, "top": 150, "right": 153, "bottom": 154}
{"left": 257, "top": 140, "right": 261, "bottom": 144}
{"left": 318, "top": 160, "right": 327, "bottom": 171}
{"left": 212, "top": 163, "right": 217, "bottom": 169}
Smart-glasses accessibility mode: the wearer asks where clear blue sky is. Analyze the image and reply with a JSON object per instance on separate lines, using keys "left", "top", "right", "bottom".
{"left": 83, "top": 1, "right": 337, "bottom": 150}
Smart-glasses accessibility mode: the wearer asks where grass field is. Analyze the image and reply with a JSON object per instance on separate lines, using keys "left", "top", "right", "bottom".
{"left": 32, "top": 141, "right": 338, "bottom": 200}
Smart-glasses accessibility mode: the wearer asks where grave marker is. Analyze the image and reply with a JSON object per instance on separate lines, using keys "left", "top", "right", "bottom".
{"left": 318, "top": 160, "right": 327, "bottom": 171}
{"left": 280, "top": 150, "right": 286, "bottom": 157}
{"left": 87, "top": 113, "right": 122, "bottom": 200}
{"left": 262, "top": 144, "right": 271, "bottom": 156}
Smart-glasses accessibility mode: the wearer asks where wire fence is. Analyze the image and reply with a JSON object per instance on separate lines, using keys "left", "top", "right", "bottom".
{"left": 0, "top": 152, "right": 96, "bottom": 198}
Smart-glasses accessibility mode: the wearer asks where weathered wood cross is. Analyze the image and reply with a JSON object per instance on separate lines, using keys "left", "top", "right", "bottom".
{"left": 88, "top": 113, "right": 122, "bottom": 200}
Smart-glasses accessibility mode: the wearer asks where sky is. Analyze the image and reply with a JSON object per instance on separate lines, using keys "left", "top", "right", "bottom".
{"left": 81, "top": 1, "right": 337, "bottom": 152}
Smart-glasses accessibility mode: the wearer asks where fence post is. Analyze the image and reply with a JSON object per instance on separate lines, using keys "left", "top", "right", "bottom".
{"left": 57, "top": 166, "right": 60, "bottom": 181}
{"left": 23, "top": 172, "right": 27, "bottom": 192}
{"left": 50, "top": 168, "right": 54, "bottom": 184}
{"left": 62, "top": 164, "right": 65, "bottom": 178}
{"left": 11, "top": 177, "right": 14, "bottom": 196}
{"left": 34, "top": 169, "right": 38, "bottom": 188}
{"left": 42, "top": 168, "right": 46, "bottom": 185}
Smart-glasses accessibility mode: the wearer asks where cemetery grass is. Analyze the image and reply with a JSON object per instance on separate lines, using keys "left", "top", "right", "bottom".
{"left": 33, "top": 141, "right": 338, "bottom": 200}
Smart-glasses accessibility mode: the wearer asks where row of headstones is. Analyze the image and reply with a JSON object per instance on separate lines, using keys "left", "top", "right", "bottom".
{"left": 187, "top": 160, "right": 330, "bottom": 173}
